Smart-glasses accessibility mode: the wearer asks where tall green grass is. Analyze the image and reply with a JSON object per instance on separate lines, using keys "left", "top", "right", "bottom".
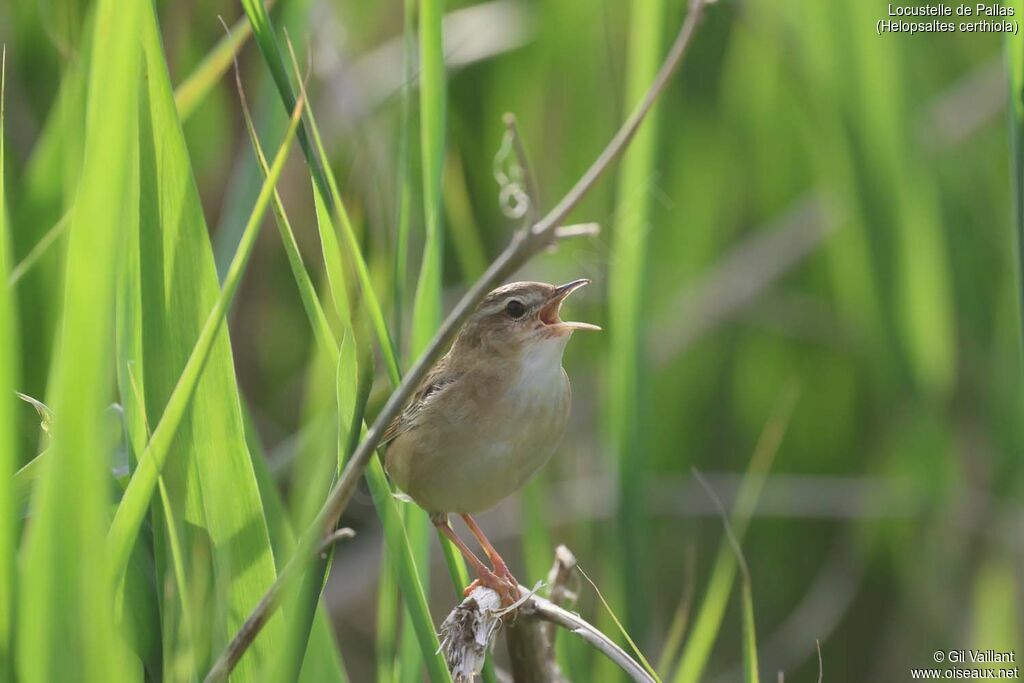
{"left": 607, "top": 0, "right": 666, "bottom": 639}
{"left": 398, "top": 0, "right": 448, "bottom": 678}
{"left": 233, "top": 5, "right": 452, "bottom": 679}
{"left": 107, "top": 2, "right": 312, "bottom": 677}
{"left": 17, "top": 0, "right": 140, "bottom": 681}
{"left": 1008, "top": 0, "right": 1024, "bottom": 353}
{"left": 382, "top": 0, "right": 418, "bottom": 677}
{"left": 690, "top": 468, "right": 761, "bottom": 683}
{"left": 231, "top": 52, "right": 352, "bottom": 683}
{"left": 7, "top": 10, "right": 255, "bottom": 294}
{"left": 0, "top": 46, "right": 18, "bottom": 682}
{"left": 4, "top": 0, "right": 1015, "bottom": 682}
{"left": 295, "top": 72, "right": 452, "bottom": 683}
{"left": 672, "top": 389, "right": 795, "bottom": 683}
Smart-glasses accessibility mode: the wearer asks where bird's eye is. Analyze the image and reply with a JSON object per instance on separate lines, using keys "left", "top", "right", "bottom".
{"left": 505, "top": 299, "right": 527, "bottom": 319}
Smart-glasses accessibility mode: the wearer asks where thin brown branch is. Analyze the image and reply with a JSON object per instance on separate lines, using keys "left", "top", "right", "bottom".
{"left": 317, "top": 527, "right": 355, "bottom": 556}
{"left": 553, "top": 222, "right": 601, "bottom": 240}
{"left": 529, "top": 591, "right": 657, "bottom": 683}
{"left": 203, "top": 2, "right": 711, "bottom": 680}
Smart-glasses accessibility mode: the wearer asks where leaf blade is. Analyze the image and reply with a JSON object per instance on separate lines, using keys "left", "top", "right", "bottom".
{"left": 107, "top": 7, "right": 306, "bottom": 677}
{"left": 16, "top": 0, "right": 141, "bottom": 679}
{"left": 0, "top": 46, "right": 17, "bottom": 676}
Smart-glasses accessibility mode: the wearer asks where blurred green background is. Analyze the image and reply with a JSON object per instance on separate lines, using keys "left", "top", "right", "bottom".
{"left": 1, "top": 0, "right": 1022, "bottom": 681}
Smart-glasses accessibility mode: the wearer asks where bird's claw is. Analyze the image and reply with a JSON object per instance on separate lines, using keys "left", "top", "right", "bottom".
{"left": 464, "top": 570, "right": 520, "bottom": 607}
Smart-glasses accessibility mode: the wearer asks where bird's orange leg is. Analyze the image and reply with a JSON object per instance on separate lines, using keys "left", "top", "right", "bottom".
{"left": 460, "top": 514, "right": 520, "bottom": 600}
{"left": 431, "top": 514, "right": 516, "bottom": 603}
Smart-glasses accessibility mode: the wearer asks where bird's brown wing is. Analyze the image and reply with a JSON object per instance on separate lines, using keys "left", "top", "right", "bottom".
{"left": 379, "top": 356, "right": 460, "bottom": 446}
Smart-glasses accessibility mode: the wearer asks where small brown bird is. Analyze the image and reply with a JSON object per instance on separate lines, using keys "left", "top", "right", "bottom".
{"left": 384, "top": 279, "right": 598, "bottom": 602}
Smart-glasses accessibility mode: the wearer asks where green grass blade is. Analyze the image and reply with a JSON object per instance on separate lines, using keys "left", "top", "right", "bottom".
{"left": 239, "top": 6, "right": 458, "bottom": 679}
{"left": 288, "top": 48, "right": 401, "bottom": 385}
{"left": 578, "top": 565, "right": 662, "bottom": 683}
{"left": 0, "top": 46, "right": 17, "bottom": 676}
{"left": 9, "top": 19, "right": 267, "bottom": 292}
{"left": 393, "top": 0, "right": 417, "bottom": 349}
{"left": 108, "top": 4, "right": 307, "bottom": 675}
{"left": 673, "top": 530, "right": 740, "bottom": 680}
{"left": 969, "top": 558, "right": 1020, "bottom": 656}
{"left": 411, "top": 0, "right": 472, "bottom": 605}
{"left": 849, "top": 2, "right": 955, "bottom": 397}
{"left": 270, "top": 332, "right": 361, "bottom": 683}
{"left": 1008, "top": 0, "right": 1024, "bottom": 357}
{"left": 6, "top": 210, "right": 67, "bottom": 287}
{"left": 313, "top": 186, "right": 353, "bottom": 328}
{"left": 607, "top": 0, "right": 666, "bottom": 639}
{"left": 16, "top": 0, "right": 141, "bottom": 678}
{"left": 13, "top": 450, "right": 45, "bottom": 510}
{"left": 254, "top": 23, "right": 403, "bottom": 386}
{"left": 237, "top": 48, "right": 451, "bottom": 683}
{"left": 739, "top": 579, "right": 759, "bottom": 683}
{"left": 174, "top": 11, "right": 255, "bottom": 120}
{"left": 122, "top": 364, "right": 198, "bottom": 674}
{"left": 398, "top": 0, "right": 449, "bottom": 675}
{"left": 237, "top": 0, "right": 366, "bottom": 334}
{"left": 233, "top": 0, "right": 352, "bottom": 317}
{"left": 235, "top": 46, "right": 448, "bottom": 681}
{"left": 233, "top": 59, "right": 336, "bottom": 358}
{"left": 655, "top": 545, "right": 695, "bottom": 677}
{"left": 368, "top": 459, "right": 453, "bottom": 683}
{"left": 520, "top": 480, "right": 554, "bottom": 583}
{"left": 672, "top": 388, "right": 797, "bottom": 683}
{"left": 264, "top": 193, "right": 452, "bottom": 681}
{"left": 236, "top": 83, "right": 356, "bottom": 671}
{"left": 284, "top": 38, "right": 458, "bottom": 679}
{"left": 210, "top": 0, "right": 315, "bottom": 279}
{"left": 386, "top": 1, "right": 428, "bottom": 675}
{"left": 238, "top": 0, "right": 326, "bottom": 197}
{"left": 107, "top": 101, "right": 298, "bottom": 583}
{"left": 6, "top": 16, "right": 87, "bottom": 404}
{"left": 443, "top": 152, "right": 488, "bottom": 281}
{"left": 246, "top": 408, "right": 349, "bottom": 683}
{"left": 691, "top": 470, "right": 760, "bottom": 683}
{"left": 411, "top": 0, "right": 446, "bottom": 359}
{"left": 376, "top": 550, "right": 400, "bottom": 683}
{"left": 106, "top": 29, "right": 303, "bottom": 609}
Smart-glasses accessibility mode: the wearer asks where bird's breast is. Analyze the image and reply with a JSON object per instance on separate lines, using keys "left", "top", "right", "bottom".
{"left": 389, "top": 342, "right": 572, "bottom": 514}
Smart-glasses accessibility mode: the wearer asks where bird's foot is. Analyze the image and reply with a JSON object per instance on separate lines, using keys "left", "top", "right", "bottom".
{"left": 492, "top": 562, "right": 519, "bottom": 595}
{"left": 464, "top": 570, "right": 520, "bottom": 607}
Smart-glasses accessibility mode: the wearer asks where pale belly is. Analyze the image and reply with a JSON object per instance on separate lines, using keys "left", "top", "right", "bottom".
{"left": 387, "top": 368, "right": 571, "bottom": 514}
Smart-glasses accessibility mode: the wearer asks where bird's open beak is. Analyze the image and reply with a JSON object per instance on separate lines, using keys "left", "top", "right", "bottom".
{"left": 540, "top": 279, "right": 601, "bottom": 332}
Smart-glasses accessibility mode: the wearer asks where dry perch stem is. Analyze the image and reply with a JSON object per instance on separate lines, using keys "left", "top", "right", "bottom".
{"left": 438, "top": 546, "right": 655, "bottom": 683}
{"left": 440, "top": 546, "right": 578, "bottom": 682}
{"left": 439, "top": 586, "right": 504, "bottom": 682}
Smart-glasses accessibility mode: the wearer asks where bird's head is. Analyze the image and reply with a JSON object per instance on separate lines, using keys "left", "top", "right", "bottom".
{"left": 453, "top": 279, "right": 600, "bottom": 357}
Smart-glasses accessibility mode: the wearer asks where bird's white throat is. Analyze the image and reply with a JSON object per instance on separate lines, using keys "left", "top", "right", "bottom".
{"left": 511, "top": 335, "right": 571, "bottom": 399}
